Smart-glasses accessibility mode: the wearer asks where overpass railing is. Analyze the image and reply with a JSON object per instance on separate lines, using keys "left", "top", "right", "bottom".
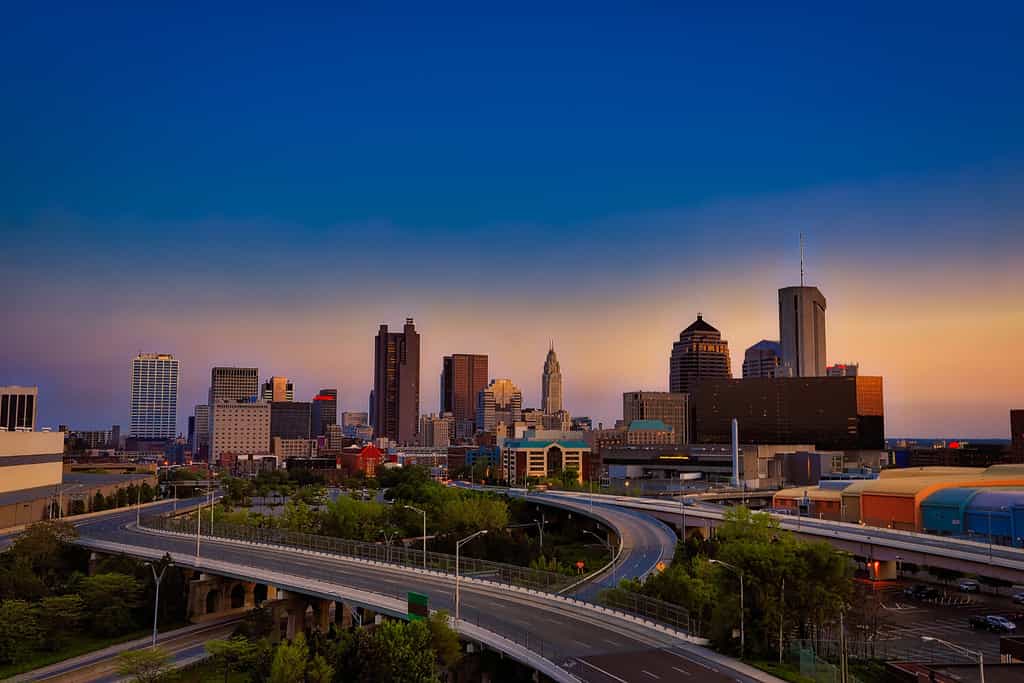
{"left": 141, "top": 514, "right": 574, "bottom": 593}
{"left": 597, "top": 588, "right": 693, "bottom": 636}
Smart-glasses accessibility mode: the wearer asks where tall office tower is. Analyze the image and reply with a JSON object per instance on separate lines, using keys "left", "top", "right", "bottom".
{"left": 541, "top": 344, "right": 563, "bottom": 415}
{"left": 129, "top": 353, "right": 179, "bottom": 439}
{"left": 261, "top": 376, "right": 294, "bottom": 402}
{"left": 441, "top": 354, "right": 489, "bottom": 439}
{"left": 742, "top": 340, "right": 783, "bottom": 378}
{"left": 310, "top": 389, "right": 338, "bottom": 437}
{"left": 187, "top": 416, "right": 195, "bottom": 452}
{"left": 827, "top": 363, "right": 858, "bottom": 377}
{"left": 193, "top": 404, "right": 210, "bottom": 458}
{"left": 477, "top": 378, "right": 523, "bottom": 432}
{"left": 669, "top": 315, "right": 732, "bottom": 394}
{"left": 270, "top": 401, "right": 312, "bottom": 440}
{"left": 1, "top": 386, "right": 38, "bottom": 431}
{"left": 210, "top": 400, "right": 271, "bottom": 463}
{"left": 778, "top": 286, "right": 827, "bottom": 377}
{"left": 209, "top": 367, "right": 259, "bottom": 404}
{"left": 1012, "top": 410, "right": 1024, "bottom": 463}
{"left": 372, "top": 319, "right": 420, "bottom": 444}
{"left": 622, "top": 391, "right": 689, "bottom": 445}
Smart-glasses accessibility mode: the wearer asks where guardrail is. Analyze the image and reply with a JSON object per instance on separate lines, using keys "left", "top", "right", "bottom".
{"left": 598, "top": 588, "right": 693, "bottom": 636}
{"left": 142, "top": 514, "right": 574, "bottom": 593}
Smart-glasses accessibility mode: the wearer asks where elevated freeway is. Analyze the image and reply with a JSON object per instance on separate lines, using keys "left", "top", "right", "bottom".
{"left": 51, "top": 498, "right": 775, "bottom": 683}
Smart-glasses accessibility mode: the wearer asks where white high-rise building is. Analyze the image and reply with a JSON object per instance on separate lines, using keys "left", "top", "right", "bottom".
{"left": 541, "top": 344, "right": 563, "bottom": 415}
{"left": 778, "top": 286, "right": 827, "bottom": 377}
{"left": 477, "top": 379, "right": 523, "bottom": 432}
{"left": 129, "top": 354, "right": 179, "bottom": 439}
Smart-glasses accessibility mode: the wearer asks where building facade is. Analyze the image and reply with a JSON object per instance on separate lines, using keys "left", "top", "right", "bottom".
{"left": 669, "top": 315, "right": 731, "bottom": 394}
{"left": 1, "top": 386, "right": 38, "bottom": 431}
{"left": 271, "top": 436, "right": 317, "bottom": 458}
{"left": 827, "top": 364, "right": 859, "bottom": 377}
{"left": 622, "top": 391, "right": 688, "bottom": 445}
{"left": 270, "top": 401, "right": 311, "bottom": 440}
{"left": 779, "top": 286, "right": 827, "bottom": 377}
{"left": 742, "top": 340, "right": 783, "bottom": 379}
{"left": 192, "top": 404, "right": 210, "bottom": 458}
{"left": 129, "top": 353, "right": 179, "bottom": 439}
{"left": 211, "top": 400, "right": 271, "bottom": 463}
{"left": 261, "top": 376, "right": 294, "bottom": 402}
{"left": 625, "top": 420, "right": 676, "bottom": 446}
{"left": 341, "top": 411, "right": 369, "bottom": 427}
{"left": 311, "top": 389, "right": 338, "bottom": 437}
{"left": 372, "top": 319, "right": 420, "bottom": 444}
{"left": 541, "top": 344, "right": 563, "bottom": 415}
{"left": 477, "top": 378, "right": 523, "bottom": 432}
{"left": 209, "top": 367, "right": 259, "bottom": 404}
{"left": 501, "top": 438, "right": 588, "bottom": 484}
{"left": 418, "top": 413, "right": 455, "bottom": 447}
{"left": 1013, "top": 410, "right": 1024, "bottom": 463}
{"left": 440, "top": 354, "right": 488, "bottom": 439}
{"left": 0, "top": 431, "right": 64, "bottom": 493}
{"left": 692, "top": 376, "right": 885, "bottom": 451}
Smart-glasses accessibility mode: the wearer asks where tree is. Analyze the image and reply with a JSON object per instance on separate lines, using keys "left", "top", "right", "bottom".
{"left": 269, "top": 632, "right": 309, "bottom": 683}
{"left": 559, "top": 468, "right": 580, "bottom": 490}
{"left": 79, "top": 572, "right": 142, "bottom": 635}
{"left": 93, "top": 491, "right": 106, "bottom": 511}
{"left": 428, "top": 611, "right": 463, "bottom": 674}
{"left": 359, "top": 620, "right": 438, "bottom": 683}
{"left": 306, "top": 653, "right": 334, "bottom": 683}
{"left": 0, "top": 600, "right": 40, "bottom": 664}
{"left": 37, "top": 594, "right": 86, "bottom": 649}
{"left": 116, "top": 648, "right": 170, "bottom": 683}
{"left": 9, "top": 521, "right": 79, "bottom": 593}
{"left": 207, "top": 636, "right": 257, "bottom": 683}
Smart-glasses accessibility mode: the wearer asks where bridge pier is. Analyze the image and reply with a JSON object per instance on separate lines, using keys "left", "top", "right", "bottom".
{"left": 869, "top": 559, "right": 897, "bottom": 581}
{"left": 335, "top": 602, "right": 353, "bottom": 628}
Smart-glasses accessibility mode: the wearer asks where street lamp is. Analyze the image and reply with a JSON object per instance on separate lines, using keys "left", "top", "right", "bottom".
{"left": 534, "top": 513, "right": 547, "bottom": 551}
{"left": 921, "top": 636, "right": 984, "bottom": 683}
{"left": 145, "top": 558, "right": 173, "bottom": 648}
{"left": 455, "top": 530, "right": 488, "bottom": 621}
{"left": 584, "top": 529, "right": 616, "bottom": 585}
{"left": 379, "top": 528, "right": 398, "bottom": 563}
{"left": 710, "top": 559, "right": 745, "bottom": 659}
{"left": 404, "top": 505, "right": 427, "bottom": 569}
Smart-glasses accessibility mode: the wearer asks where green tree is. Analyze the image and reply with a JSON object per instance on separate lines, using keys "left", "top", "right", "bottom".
{"left": 79, "top": 572, "right": 142, "bottom": 635}
{"left": 428, "top": 610, "right": 463, "bottom": 674}
{"left": 8, "top": 521, "right": 79, "bottom": 593}
{"left": 359, "top": 620, "right": 438, "bottom": 683}
{"left": 281, "top": 499, "right": 319, "bottom": 534}
{"left": 306, "top": 653, "right": 334, "bottom": 683}
{"left": 207, "top": 636, "right": 257, "bottom": 683}
{"left": 36, "top": 594, "right": 86, "bottom": 649}
{"left": 92, "top": 491, "right": 106, "bottom": 511}
{"left": 115, "top": 647, "right": 170, "bottom": 683}
{"left": 0, "top": 600, "right": 40, "bottom": 664}
{"left": 269, "top": 633, "right": 309, "bottom": 683}
{"left": 559, "top": 468, "right": 580, "bottom": 490}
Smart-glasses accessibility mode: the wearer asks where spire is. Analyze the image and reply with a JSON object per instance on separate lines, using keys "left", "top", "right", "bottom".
{"left": 799, "top": 232, "right": 805, "bottom": 287}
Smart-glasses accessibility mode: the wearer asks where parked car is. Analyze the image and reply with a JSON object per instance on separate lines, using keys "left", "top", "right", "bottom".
{"left": 985, "top": 615, "right": 1017, "bottom": 632}
{"left": 904, "top": 585, "right": 940, "bottom": 600}
{"left": 958, "top": 579, "right": 980, "bottom": 593}
{"left": 1012, "top": 592, "right": 1024, "bottom": 605}
{"left": 969, "top": 615, "right": 990, "bottom": 630}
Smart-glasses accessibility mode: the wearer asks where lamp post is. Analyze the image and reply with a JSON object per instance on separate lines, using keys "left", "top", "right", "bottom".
{"left": 404, "top": 505, "right": 427, "bottom": 569}
{"left": 921, "top": 636, "right": 983, "bottom": 683}
{"left": 710, "top": 559, "right": 745, "bottom": 659}
{"left": 534, "top": 513, "right": 546, "bottom": 551}
{"left": 380, "top": 528, "right": 398, "bottom": 563}
{"left": 455, "top": 530, "right": 488, "bottom": 621}
{"left": 195, "top": 489, "right": 202, "bottom": 562}
{"left": 584, "top": 529, "right": 616, "bottom": 585}
{"left": 146, "top": 559, "right": 172, "bottom": 648}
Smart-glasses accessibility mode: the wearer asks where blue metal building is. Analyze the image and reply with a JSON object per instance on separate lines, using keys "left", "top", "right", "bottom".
{"left": 963, "top": 489, "right": 1024, "bottom": 547}
{"left": 920, "top": 488, "right": 979, "bottom": 536}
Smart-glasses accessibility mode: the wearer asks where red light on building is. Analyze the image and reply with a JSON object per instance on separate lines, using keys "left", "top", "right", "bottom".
{"left": 314, "top": 395, "right": 333, "bottom": 401}
{"left": 949, "top": 441, "right": 960, "bottom": 449}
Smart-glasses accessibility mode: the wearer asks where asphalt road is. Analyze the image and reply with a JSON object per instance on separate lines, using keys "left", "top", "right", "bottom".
{"left": 70, "top": 505, "right": 772, "bottom": 683}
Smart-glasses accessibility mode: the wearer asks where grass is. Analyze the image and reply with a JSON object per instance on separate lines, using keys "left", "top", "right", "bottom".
{"left": 160, "top": 658, "right": 250, "bottom": 683}
{"left": 0, "top": 630, "right": 150, "bottom": 679}
{"left": 749, "top": 661, "right": 817, "bottom": 683}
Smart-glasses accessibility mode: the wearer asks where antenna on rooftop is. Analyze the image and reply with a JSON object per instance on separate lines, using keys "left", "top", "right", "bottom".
{"left": 799, "top": 232, "right": 805, "bottom": 287}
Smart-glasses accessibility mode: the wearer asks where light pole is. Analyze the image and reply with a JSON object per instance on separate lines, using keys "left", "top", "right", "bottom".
{"left": 534, "top": 513, "right": 546, "bottom": 551}
{"left": 380, "top": 528, "right": 398, "bottom": 563}
{"left": 136, "top": 483, "right": 142, "bottom": 526}
{"left": 455, "top": 530, "right": 488, "bottom": 621}
{"left": 146, "top": 559, "right": 172, "bottom": 648}
{"left": 404, "top": 505, "right": 427, "bottom": 569}
{"left": 584, "top": 529, "right": 616, "bottom": 585}
{"left": 195, "top": 490, "right": 202, "bottom": 562}
{"left": 710, "top": 559, "right": 744, "bottom": 659}
{"left": 921, "top": 636, "right": 983, "bottom": 683}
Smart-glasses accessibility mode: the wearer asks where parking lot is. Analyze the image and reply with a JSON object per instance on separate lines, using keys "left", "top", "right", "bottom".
{"left": 857, "top": 580, "right": 1023, "bottom": 663}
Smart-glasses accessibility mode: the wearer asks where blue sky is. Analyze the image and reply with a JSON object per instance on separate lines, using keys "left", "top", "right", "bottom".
{"left": 2, "top": 2, "right": 1023, "bottom": 436}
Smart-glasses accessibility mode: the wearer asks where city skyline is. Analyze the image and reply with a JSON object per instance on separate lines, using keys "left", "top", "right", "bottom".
{"left": 2, "top": 5, "right": 1022, "bottom": 438}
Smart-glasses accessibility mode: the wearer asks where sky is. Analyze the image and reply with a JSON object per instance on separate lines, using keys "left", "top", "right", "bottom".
{"left": 2, "top": 2, "right": 1022, "bottom": 438}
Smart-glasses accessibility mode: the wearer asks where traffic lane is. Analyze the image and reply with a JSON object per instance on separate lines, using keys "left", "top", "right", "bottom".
{"left": 573, "top": 648, "right": 754, "bottom": 683}
{"left": 89, "top": 524, "right": 682, "bottom": 659}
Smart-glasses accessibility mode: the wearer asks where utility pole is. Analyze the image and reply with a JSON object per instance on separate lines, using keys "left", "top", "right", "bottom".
{"left": 779, "top": 577, "right": 785, "bottom": 664}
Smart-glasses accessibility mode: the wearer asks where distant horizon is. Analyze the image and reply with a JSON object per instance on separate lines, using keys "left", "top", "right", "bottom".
{"left": 3, "top": 4, "right": 1022, "bottom": 438}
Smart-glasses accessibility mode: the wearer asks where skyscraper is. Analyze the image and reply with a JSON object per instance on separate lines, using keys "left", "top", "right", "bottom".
{"left": 311, "top": 389, "right": 338, "bottom": 437}
{"left": 129, "top": 353, "right": 179, "bottom": 439}
{"left": 193, "top": 404, "right": 210, "bottom": 459}
{"left": 441, "top": 354, "right": 488, "bottom": 439}
{"left": 778, "top": 286, "right": 827, "bottom": 377}
{"left": 209, "top": 367, "right": 259, "bottom": 404}
{"left": 477, "top": 378, "right": 523, "bottom": 432}
{"left": 669, "top": 315, "right": 731, "bottom": 394}
{"left": 1, "top": 386, "right": 38, "bottom": 431}
{"left": 261, "top": 376, "right": 294, "bottom": 402}
{"left": 541, "top": 344, "right": 563, "bottom": 415}
{"left": 742, "top": 340, "right": 783, "bottom": 378}
{"left": 622, "top": 391, "right": 689, "bottom": 444}
{"left": 270, "top": 401, "right": 312, "bottom": 440}
{"left": 1012, "top": 410, "right": 1024, "bottom": 463}
{"left": 210, "top": 400, "right": 270, "bottom": 463}
{"left": 372, "top": 318, "right": 420, "bottom": 444}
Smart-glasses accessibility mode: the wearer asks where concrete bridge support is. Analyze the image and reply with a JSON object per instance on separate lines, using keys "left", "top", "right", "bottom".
{"left": 186, "top": 575, "right": 259, "bottom": 622}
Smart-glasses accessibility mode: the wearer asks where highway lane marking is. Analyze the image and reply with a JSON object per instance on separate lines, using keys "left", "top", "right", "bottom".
{"left": 672, "top": 666, "right": 691, "bottom": 676}
{"left": 576, "top": 658, "right": 629, "bottom": 683}
{"left": 641, "top": 670, "right": 660, "bottom": 679}
{"left": 602, "top": 638, "right": 620, "bottom": 647}
{"left": 571, "top": 638, "right": 592, "bottom": 649}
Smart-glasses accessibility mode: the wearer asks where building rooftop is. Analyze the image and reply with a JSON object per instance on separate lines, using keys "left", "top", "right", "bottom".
{"left": 627, "top": 420, "right": 671, "bottom": 432}
{"left": 505, "top": 439, "right": 591, "bottom": 450}
{"left": 775, "top": 486, "right": 844, "bottom": 502}
{"left": 681, "top": 314, "right": 719, "bottom": 335}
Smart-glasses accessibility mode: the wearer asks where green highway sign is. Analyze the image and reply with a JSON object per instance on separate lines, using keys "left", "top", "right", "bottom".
{"left": 407, "top": 591, "right": 429, "bottom": 621}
